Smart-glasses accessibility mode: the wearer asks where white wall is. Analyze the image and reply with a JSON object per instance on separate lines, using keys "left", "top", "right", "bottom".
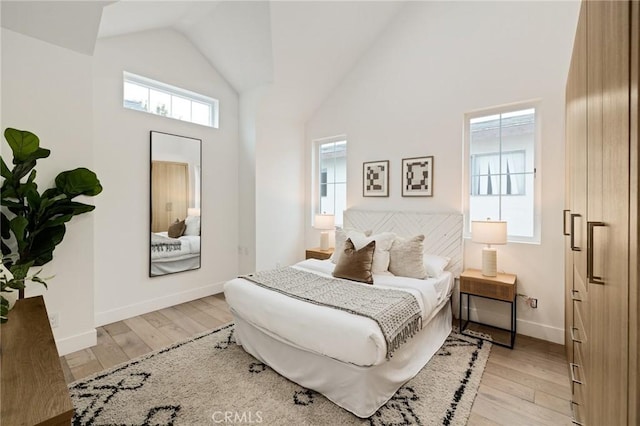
{"left": 254, "top": 96, "right": 306, "bottom": 271}
{"left": 1, "top": 29, "right": 97, "bottom": 354}
{"left": 306, "top": 1, "right": 581, "bottom": 343}
{"left": 92, "top": 29, "right": 239, "bottom": 326}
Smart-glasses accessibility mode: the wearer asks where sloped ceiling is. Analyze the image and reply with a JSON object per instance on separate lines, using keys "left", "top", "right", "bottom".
{"left": 2, "top": 0, "right": 404, "bottom": 121}
{"left": 1, "top": 0, "right": 112, "bottom": 55}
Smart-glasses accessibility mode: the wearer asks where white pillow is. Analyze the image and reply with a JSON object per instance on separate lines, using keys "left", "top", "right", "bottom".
{"left": 423, "top": 254, "right": 450, "bottom": 278}
{"left": 349, "top": 232, "right": 396, "bottom": 274}
{"left": 331, "top": 228, "right": 372, "bottom": 263}
{"left": 184, "top": 215, "right": 200, "bottom": 236}
{"left": 388, "top": 235, "right": 427, "bottom": 279}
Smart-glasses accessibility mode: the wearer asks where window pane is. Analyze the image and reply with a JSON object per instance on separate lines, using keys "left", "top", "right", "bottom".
{"left": 123, "top": 82, "right": 149, "bottom": 112}
{"left": 501, "top": 174, "right": 535, "bottom": 237}
{"left": 150, "top": 89, "right": 170, "bottom": 117}
{"left": 192, "top": 101, "right": 211, "bottom": 126}
{"left": 171, "top": 95, "right": 190, "bottom": 121}
{"left": 123, "top": 72, "right": 218, "bottom": 128}
{"left": 468, "top": 106, "right": 537, "bottom": 240}
{"left": 317, "top": 139, "right": 347, "bottom": 226}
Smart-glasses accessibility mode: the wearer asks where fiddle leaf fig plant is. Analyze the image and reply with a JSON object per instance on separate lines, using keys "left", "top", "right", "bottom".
{"left": 0, "top": 128, "right": 102, "bottom": 320}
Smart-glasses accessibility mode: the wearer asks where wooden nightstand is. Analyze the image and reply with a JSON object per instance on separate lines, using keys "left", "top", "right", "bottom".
{"left": 305, "top": 247, "right": 334, "bottom": 260}
{"left": 459, "top": 268, "right": 517, "bottom": 348}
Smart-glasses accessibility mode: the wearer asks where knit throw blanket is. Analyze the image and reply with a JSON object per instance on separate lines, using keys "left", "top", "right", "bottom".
{"left": 150, "top": 233, "right": 182, "bottom": 253}
{"left": 242, "top": 267, "right": 423, "bottom": 359}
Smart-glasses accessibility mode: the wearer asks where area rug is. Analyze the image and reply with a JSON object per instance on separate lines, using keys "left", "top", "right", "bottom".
{"left": 70, "top": 324, "right": 491, "bottom": 425}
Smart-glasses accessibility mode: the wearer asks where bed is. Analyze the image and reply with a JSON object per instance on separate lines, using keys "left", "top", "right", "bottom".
{"left": 224, "top": 210, "right": 463, "bottom": 418}
{"left": 150, "top": 232, "right": 201, "bottom": 276}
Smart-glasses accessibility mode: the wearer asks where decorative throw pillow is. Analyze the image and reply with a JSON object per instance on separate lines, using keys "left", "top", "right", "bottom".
{"left": 423, "top": 254, "right": 451, "bottom": 278}
{"left": 332, "top": 239, "right": 375, "bottom": 284}
{"left": 388, "top": 235, "right": 427, "bottom": 279}
{"left": 184, "top": 215, "right": 200, "bottom": 236}
{"left": 331, "top": 228, "right": 372, "bottom": 264}
{"left": 348, "top": 232, "right": 396, "bottom": 274}
{"left": 167, "top": 219, "right": 186, "bottom": 238}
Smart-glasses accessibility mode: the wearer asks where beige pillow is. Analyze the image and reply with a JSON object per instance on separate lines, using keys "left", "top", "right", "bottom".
{"left": 332, "top": 239, "right": 375, "bottom": 284}
{"left": 331, "top": 228, "right": 372, "bottom": 264}
{"left": 389, "top": 235, "right": 427, "bottom": 279}
{"left": 168, "top": 219, "right": 186, "bottom": 238}
{"left": 348, "top": 232, "right": 396, "bottom": 274}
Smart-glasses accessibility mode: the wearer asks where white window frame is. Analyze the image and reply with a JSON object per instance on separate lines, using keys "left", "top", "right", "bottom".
{"left": 463, "top": 101, "right": 541, "bottom": 244}
{"left": 123, "top": 71, "right": 219, "bottom": 128}
{"left": 312, "top": 136, "right": 347, "bottom": 227}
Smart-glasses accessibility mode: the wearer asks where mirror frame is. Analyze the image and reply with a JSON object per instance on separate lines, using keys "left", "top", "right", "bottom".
{"left": 149, "top": 131, "right": 202, "bottom": 277}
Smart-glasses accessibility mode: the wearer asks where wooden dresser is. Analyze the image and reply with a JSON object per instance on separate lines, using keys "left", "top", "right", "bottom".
{"left": 564, "top": 1, "right": 639, "bottom": 424}
{"left": 1, "top": 296, "right": 74, "bottom": 425}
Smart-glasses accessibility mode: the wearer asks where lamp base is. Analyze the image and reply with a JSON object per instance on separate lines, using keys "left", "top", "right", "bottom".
{"left": 319, "top": 231, "right": 330, "bottom": 251}
{"left": 481, "top": 247, "right": 497, "bottom": 277}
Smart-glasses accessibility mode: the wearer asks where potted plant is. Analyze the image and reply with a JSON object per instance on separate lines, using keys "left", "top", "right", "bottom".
{"left": 0, "top": 128, "right": 102, "bottom": 322}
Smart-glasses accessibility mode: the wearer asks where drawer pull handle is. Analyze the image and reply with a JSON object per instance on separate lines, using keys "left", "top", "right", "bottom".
{"left": 571, "top": 289, "right": 582, "bottom": 302}
{"left": 570, "top": 214, "right": 581, "bottom": 251}
{"left": 570, "top": 362, "right": 583, "bottom": 385}
{"left": 570, "top": 401, "right": 585, "bottom": 426}
{"left": 587, "top": 221, "right": 606, "bottom": 285}
{"left": 563, "top": 209, "right": 571, "bottom": 236}
{"left": 570, "top": 327, "right": 583, "bottom": 343}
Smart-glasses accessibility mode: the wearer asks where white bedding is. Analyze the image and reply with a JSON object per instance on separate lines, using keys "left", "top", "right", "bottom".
{"left": 150, "top": 232, "right": 200, "bottom": 260}
{"left": 223, "top": 259, "right": 454, "bottom": 367}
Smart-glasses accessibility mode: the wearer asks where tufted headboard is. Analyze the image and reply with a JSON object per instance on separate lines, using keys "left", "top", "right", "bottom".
{"left": 343, "top": 209, "right": 464, "bottom": 277}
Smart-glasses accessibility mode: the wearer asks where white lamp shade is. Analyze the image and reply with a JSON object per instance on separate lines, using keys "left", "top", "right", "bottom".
{"left": 187, "top": 208, "right": 201, "bottom": 217}
{"left": 471, "top": 220, "right": 507, "bottom": 245}
{"left": 314, "top": 214, "right": 335, "bottom": 230}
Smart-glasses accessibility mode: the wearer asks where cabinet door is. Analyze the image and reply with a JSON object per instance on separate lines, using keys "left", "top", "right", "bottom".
{"left": 590, "top": 1, "right": 630, "bottom": 424}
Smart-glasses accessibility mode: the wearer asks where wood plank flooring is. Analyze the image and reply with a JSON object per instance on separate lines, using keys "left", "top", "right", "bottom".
{"left": 62, "top": 294, "right": 571, "bottom": 425}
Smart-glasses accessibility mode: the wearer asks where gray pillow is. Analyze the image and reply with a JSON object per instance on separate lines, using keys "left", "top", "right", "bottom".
{"left": 332, "top": 239, "right": 375, "bottom": 284}
{"left": 388, "top": 235, "right": 427, "bottom": 279}
{"left": 168, "top": 219, "right": 186, "bottom": 238}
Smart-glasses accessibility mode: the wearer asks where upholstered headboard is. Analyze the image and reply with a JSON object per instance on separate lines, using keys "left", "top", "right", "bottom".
{"left": 343, "top": 209, "right": 464, "bottom": 277}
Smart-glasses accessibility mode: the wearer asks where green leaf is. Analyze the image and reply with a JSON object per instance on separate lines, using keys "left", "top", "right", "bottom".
{"left": 9, "top": 216, "right": 28, "bottom": 246}
{"left": 4, "top": 128, "right": 46, "bottom": 163}
{"left": 29, "top": 225, "right": 65, "bottom": 266}
{"left": 26, "top": 169, "right": 36, "bottom": 184}
{"left": 0, "top": 157, "right": 12, "bottom": 180}
{"left": 1, "top": 213, "right": 10, "bottom": 239}
{"left": 12, "top": 160, "right": 37, "bottom": 181}
{"left": 9, "top": 261, "right": 33, "bottom": 280}
{"left": 55, "top": 168, "right": 103, "bottom": 197}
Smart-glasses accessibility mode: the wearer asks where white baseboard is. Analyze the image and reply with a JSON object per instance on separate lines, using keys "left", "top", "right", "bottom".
{"left": 95, "top": 281, "right": 226, "bottom": 327}
{"left": 56, "top": 328, "right": 97, "bottom": 357}
{"left": 454, "top": 306, "right": 565, "bottom": 345}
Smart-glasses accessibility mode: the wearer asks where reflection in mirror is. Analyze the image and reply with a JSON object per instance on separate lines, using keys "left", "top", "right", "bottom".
{"left": 150, "top": 131, "right": 201, "bottom": 277}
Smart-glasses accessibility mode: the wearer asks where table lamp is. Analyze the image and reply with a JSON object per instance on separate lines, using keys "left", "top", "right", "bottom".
{"left": 314, "top": 214, "right": 335, "bottom": 250}
{"left": 471, "top": 219, "right": 507, "bottom": 277}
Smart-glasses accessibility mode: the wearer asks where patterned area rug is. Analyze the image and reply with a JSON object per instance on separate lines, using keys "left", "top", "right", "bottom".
{"left": 70, "top": 324, "right": 491, "bottom": 425}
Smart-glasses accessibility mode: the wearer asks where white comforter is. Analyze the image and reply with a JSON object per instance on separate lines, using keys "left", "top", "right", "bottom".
{"left": 224, "top": 259, "right": 453, "bottom": 367}
{"left": 151, "top": 232, "right": 200, "bottom": 261}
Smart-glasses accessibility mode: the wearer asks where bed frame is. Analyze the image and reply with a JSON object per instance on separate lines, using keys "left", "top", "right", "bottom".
{"left": 231, "top": 210, "right": 464, "bottom": 418}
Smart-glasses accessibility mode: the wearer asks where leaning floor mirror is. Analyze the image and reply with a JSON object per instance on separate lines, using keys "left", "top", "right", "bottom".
{"left": 150, "top": 131, "right": 201, "bottom": 277}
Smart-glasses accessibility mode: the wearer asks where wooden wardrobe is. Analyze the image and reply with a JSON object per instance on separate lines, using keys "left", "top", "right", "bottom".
{"left": 564, "top": 1, "right": 639, "bottom": 425}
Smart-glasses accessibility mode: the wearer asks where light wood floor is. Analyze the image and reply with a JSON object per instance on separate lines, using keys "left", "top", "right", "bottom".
{"left": 62, "top": 294, "right": 571, "bottom": 425}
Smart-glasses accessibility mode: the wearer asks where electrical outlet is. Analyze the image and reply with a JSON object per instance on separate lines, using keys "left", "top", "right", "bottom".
{"left": 49, "top": 312, "right": 60, "bottom": 328}
{"left": 530, "top": 298, "right": 538, "bottom": 309}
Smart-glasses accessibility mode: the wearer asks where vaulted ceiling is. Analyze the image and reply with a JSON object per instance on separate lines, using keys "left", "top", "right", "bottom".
{"left": 2, "top": 0, "right": 405, "bottom": 120}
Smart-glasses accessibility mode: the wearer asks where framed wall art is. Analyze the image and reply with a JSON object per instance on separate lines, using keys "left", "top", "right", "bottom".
{"left": 363, "top": 160, "right": 389, "bottom": 197}
{"left": 402, "top": 156, "right": 433, "bottom": 197}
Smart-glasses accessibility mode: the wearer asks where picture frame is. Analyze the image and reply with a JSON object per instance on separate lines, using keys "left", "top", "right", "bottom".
{"left": 402, "top": 156, "right": 434, "bottom": 197}
{"left": 363, "top": 160, "right": 389, "bottom": 197}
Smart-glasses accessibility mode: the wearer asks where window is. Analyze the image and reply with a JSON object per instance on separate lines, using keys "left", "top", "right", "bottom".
{"left": 123, "top": 72, "right": 219, "bottom": 128}
{"left": 316, "top": 138, "right": 347, "bottom": 226}
{"left": 464, "top": 105, "right": 539, "bottom": 242}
